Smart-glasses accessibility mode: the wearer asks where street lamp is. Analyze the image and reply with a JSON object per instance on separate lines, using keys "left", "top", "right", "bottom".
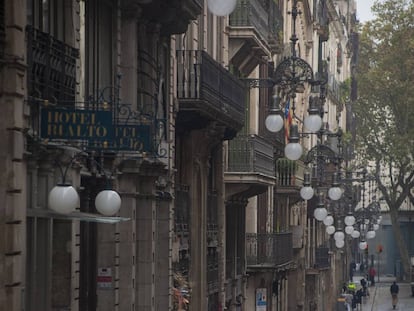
{"left": 314, "top": 196, "right": 328, "bottom": 221}
{"left": 263, "top": 0, "right": 326, "bottom": 161}
{"left": 300, "top": 172, "right": 315, "bottom": 200}
{"left": 48, "top": 152, "right": 122, "bottom": 216}
{"left": 304, "top": 95, "right": 323, "bottom": 132}
{"left": 284, "top": 125, "right": 303, "bottom": 161}
{"left": 328, "top": 172, "right": 343, "bottom": 201}
{"left": 265, "top": 94, "right": 284, "bottom": 133}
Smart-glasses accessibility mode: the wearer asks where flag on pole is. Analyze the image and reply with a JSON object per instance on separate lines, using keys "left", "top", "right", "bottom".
{"left": 284, "top": 99, "right": 292, "bottom": 144}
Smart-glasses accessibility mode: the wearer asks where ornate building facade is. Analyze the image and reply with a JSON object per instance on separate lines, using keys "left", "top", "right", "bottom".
{"left": 0, "top": 1, "right": 357, "bottom": 310}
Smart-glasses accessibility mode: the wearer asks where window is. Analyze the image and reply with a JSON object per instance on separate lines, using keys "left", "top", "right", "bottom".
{"left": 84, "top": 0, "right": 115, "bottom": 100}
{"left": 27, "top": 0, "right": 68, "bottom": 42}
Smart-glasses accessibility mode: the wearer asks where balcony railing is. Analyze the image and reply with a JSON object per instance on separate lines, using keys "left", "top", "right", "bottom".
{"left": 123, "top": 0, "right": 202, "bottom": 35}
{"left": 27, "top": 26, "right": 78, "bottom": 102}
{"left": 207, "top": 191, "right": 219, "bottom": 291}
{"left": 227, "top": 134, "right": 274, "bottom": 176}
{"left": 275, "top": 158, "right": 305, "bottom": 187}
{"left": 174, "top": 184, "right": 190, "bottom": 277}
{"left": 327, "top": 71, "right": 342, "bottom": 105}
{"left": 314, "top": 247, "right": 330, "bottom": 269}
{"left": 229, "top": 0, "right": 282, "bottom": 48}
{"left": 246, "top": 232, "right": 293, "bottom": 267}
{"left": 176, "top": 50, "right": 245, "bottom": 134}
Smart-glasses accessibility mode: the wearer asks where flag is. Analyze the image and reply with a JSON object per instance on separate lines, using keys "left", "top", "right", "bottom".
{"left": 284, "top": 99, "right": 292, "bottom": 144}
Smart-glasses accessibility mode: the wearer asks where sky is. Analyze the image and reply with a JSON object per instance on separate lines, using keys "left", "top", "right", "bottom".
{"left": 356, "top": 0, "right": 375, "bottom": 22}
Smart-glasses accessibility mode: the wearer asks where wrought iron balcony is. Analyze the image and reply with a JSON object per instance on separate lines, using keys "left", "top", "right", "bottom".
{"left": 176, "top": 50, "right": 245, "bottom": 139}
{"left": 27, "top": 26, "right": 78, "bottom": 102}
{"left": 307, "top": 247, "right": 330, "bottom": 271}
{"left": 207, "top": 191, "right": 219, "bottom": 291}
{"left": 275, "top": 158, "right": 305, "bottom": 196}
{"left": 229, "top": 0, "right": 282, "bottom": 50}
{"left": 122, "top": 0, "right": 202, "bottom": 35}
{"left": 246, "top": 232, "right": 293, "bottom": 268}
{"left": 314, "top": 0, "right": 329, "bottom": 41}
{"left": 327, "top": 71, "right": 343, "bottom": 106}
{"left": 174, "top": 184, "right": 190, "bottom": 277}
{"left": 227, "top": 134, "right": 274, "bottom": 176}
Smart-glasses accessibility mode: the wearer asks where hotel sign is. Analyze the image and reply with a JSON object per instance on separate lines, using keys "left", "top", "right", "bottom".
{"left": 40, "top": 107, "right": 152, "bottom": 152}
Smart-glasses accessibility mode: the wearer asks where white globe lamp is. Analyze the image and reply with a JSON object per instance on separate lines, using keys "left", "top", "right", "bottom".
{"left": 95, "top": 190, "right": 122, "bottom": 216}
{"left": 265, "top": 114, "right": 284, "bottom": 132}
{"left": 284, "top": 124, "right": 303, "bottom": 161}
{"left": 328, "top": 172, "right": 342, "bottom": 201}
{"left": 314, "top": 207, "right": 328, "bottom": 221}
{"left": 328, "top": 186, "right": 342, "bottom": 200}
{"left": 304, "top": 114, "right": 322, "bottom": 132}
{"left": 265, "top": 95, "right": 284, "bottom": 132}
{"left": 49, "top": 185, "right": 79, "bottom": 214}
{"left": 345, "top": 225, "right": 354, "bottom": 235}
{"left": 335, "top": 239, "right": 345, "bottom": 248}
{"left": 300, "top": 186, "right": 314, "bottom": 200}
{"left": 323, "top": 215, "right": 334, "bottom": 226}
{"left": 373, "top": 224, "right": 379, "bottom": 231}
{"left": 351, "top": 230, "right": 360, "bottom": 239}
{"left": 285, "top": 142, "right": 303, "bottom": 161}
{"left": 300, "top": 173, "right": 314, "bottom": 200}
{"left": 207, "top": 0, "right": 237, "bottom": 16}
{"left": 366, "top": 230, "right": 376, "bottom": 240}
{"left": 326, "top": 225, "right": 336, "bottom": 235}
{"left": 359, "top": 241, "right": 367, "bottom": 250}
{"left": 304, "top": 97, "right": 323, "bottom": 132}
{"left": 344, "top": 215, "right": 356, "bottom": 226}
{"left": 334, "top": 231, "right": 345, "bottom": 241}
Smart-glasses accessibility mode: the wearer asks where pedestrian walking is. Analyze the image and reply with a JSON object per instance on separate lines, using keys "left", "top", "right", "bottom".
{"left": 390, "top": 281, "right": 399, "bottom": 309}
{"left": 369, "top": 266, "right": 376, "bottom": 286}
{"left": 360, "top": 278, "right": 369, "bottom": 297}
{"left": 354, "top": 289, "right": 363, "bottom": 310}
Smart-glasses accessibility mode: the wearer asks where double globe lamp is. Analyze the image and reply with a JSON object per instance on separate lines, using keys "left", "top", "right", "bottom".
{"left": 49, "top": 184, "right": 122, "bottom": 216}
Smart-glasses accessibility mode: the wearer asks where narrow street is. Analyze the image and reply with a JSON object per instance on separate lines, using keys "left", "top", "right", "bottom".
{"left": 351, "top": 276, "right": 414, "bottom": 311}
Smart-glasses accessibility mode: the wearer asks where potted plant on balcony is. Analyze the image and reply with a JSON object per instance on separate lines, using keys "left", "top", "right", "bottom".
{"left": 276, "top": 158, "right": 298, "bottom": 186}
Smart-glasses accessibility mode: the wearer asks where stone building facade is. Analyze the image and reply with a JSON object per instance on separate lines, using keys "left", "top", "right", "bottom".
{"left": 0, "top": 1, "right": 357, "bottom": 311}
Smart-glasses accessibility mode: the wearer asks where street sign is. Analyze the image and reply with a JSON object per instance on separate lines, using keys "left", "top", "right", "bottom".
{"left": 40, "top": 107, "right": 152, "bottom": 152}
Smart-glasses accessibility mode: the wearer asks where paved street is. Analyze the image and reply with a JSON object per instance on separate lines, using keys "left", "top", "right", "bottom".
{"left": 351, "top": 276, "right": 414, "bottom": 311}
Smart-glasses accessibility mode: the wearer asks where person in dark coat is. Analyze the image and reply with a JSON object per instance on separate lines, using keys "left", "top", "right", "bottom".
{"left": 390, "top": 281, "right": 399, "bottom": 309}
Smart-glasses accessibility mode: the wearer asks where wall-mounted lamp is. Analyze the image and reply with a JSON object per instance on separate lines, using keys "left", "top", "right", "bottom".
{"left": 48, "top": 152, "right": 122, "bottom": 216}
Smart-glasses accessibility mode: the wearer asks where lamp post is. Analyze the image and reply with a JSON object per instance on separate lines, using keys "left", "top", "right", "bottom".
{"left": 261, "top": 0, "right": 326, "bottom": 161}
